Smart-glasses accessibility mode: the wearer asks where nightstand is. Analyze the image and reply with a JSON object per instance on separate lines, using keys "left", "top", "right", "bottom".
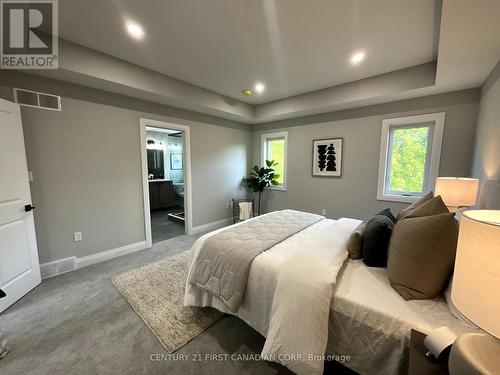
{"left": 409, "top": 329, "right": 449, "bottom": 375}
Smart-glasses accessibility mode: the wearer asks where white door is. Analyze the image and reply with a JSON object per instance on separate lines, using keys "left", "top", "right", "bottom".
{"left": 0, "top": 98, "right": 41, "bottom": 313}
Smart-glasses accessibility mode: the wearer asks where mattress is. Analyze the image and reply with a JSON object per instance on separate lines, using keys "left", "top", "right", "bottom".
{"left": 327, "top": 259, "right": 478, "bottom": 375}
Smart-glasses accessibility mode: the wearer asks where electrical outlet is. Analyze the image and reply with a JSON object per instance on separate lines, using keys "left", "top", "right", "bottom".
{"left": 74, "top": 232, "right": 82, "bottom": 242}
{"left": 225, "top": 202, "right": 231, "bottom": 209}
{"left": 321, "top": 208, "right": 327, "bottom": 216}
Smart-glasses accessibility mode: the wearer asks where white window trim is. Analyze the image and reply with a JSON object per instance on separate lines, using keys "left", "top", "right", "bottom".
{"left": 261, "top": 131, "right": 288, "bottom": 191}
{"left": 377, "top": 112, "right": 445, "bottom": 203}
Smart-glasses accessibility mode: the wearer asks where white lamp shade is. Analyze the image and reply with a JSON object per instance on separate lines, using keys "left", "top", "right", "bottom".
{"left": 435, "top": 177, "right": 479, "bottom": 207}
{"left": 451, "top": 210, "right": 500, "bottom": 339}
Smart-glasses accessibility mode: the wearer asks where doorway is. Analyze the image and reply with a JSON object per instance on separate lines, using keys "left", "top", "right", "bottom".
{"left": 139, "top": 119, "right": 193, "bottom": 247}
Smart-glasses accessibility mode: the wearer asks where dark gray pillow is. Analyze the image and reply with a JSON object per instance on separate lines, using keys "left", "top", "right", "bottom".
{"left": 362, "top": 209, "right": 396, "bottom": 267}
{"left": 376, "top": 208, "right": 396, "bottom": 222}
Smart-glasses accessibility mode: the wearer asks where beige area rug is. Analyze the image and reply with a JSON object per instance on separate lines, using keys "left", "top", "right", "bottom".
{"left": 112, "top": 252, "right": 223, "bottom": 352}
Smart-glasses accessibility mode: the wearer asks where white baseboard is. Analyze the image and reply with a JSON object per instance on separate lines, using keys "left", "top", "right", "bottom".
{"left": 76, "top": 241, "right": 147, "bottom": 269}
{"left": 40, "top": 241, "right": 147, "bottom": 279}
{"left": 40, "top": 256, "right": 76, "bottom": 279}
{"left": 40, "top": 218, "right": 231, "bottom": 280}
{"left": 190, "top": 218, "right": 232, "bottom": 235}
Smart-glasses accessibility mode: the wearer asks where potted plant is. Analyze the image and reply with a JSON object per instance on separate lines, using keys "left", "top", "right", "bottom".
{"left": 243, "top": 160, "right": 280, "bottom": 215}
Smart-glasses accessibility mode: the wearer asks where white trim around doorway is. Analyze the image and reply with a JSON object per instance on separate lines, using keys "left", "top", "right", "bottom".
{"left": 139, "top": 118, "right": 193, "bottom": 248}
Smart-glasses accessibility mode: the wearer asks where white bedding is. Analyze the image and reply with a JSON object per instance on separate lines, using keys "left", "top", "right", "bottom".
{"left": 184, "top": 214, "right": 476, "bottom": 375}
{"left": 328, "top": 260, "right": 478, "bottom": 375}
{"left": 185, "top": 214, "right": 359, "bottom": 374}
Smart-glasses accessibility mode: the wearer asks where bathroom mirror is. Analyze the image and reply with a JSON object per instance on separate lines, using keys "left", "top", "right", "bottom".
{"left": 147, "top": 149, "right": 164, "bottom": 179}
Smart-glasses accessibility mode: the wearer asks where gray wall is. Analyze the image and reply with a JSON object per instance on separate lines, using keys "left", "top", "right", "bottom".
{"left": 252, "top": 90, "right": 479, "bottom": 220}
{"left": 472, "top": 59, "right": 500, "bottom": 182}
{"left": 0, "top": 70, "right": 484, "bottom": 265}
{"left": 0, "top": 72, "right": 251, "bottom": 264}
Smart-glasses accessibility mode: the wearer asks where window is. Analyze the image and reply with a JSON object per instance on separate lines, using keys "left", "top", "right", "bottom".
{"left": 261, "top": 131, "right": 288, "bottom": 190}
{"left": 377, "top": 113, "right": 445, "bottom": 203}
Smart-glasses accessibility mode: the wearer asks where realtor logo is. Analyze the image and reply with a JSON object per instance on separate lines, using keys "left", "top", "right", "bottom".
{"left": 1, "top": 0, "right": 58, "bottom": 69}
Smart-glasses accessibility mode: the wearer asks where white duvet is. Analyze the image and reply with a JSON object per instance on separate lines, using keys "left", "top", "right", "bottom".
{"left": 328, "top": 260, "right": 477, "bottom": 375}
{"left": 184, "top": 214, "right": 360, "bottom": 375}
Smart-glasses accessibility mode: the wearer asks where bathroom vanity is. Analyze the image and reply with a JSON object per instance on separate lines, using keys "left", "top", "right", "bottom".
{"left": 148, "top": 180, "right": 173, "bottom": 210}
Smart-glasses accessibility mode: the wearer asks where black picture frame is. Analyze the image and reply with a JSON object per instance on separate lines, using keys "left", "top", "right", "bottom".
{"left": 312, "top": 138, "right": 343, "bottom": 177}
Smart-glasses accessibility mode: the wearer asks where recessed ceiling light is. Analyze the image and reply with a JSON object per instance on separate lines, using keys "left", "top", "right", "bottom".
{"left": 254, "top": 83, "right": 265, "bottom": 94}
{"left": 350, "top": 51, "right": 365, "bottom": 65}
{"left": 241, "top": 89, "right": 253, "bottom": 96}
{"left": 126, "top": 21, "right": 145, "bottom": 40}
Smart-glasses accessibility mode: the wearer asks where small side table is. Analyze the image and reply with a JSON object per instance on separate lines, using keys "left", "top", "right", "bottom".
{"left": 409, "top": 329, "right": 449, "bottom": 375}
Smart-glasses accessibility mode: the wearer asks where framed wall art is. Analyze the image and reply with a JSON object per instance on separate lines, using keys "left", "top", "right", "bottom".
{"left": 312, "top": 138, "right": 343, "bottom": 177}
{"left": 170, "top": 153, "right": 183, "bottom": 170}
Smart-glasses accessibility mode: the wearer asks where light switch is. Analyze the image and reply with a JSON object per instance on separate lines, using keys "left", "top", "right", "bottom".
{"left": 74, "top": 232, "right": 82, "bottom": 242}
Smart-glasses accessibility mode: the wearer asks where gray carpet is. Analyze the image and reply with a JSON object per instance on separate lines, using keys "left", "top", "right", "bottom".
{"left": 113, "top": 252, "right": 223, "bottom": 353}
{"left": 0, "top": 235, "right": 286, "bottom": 375}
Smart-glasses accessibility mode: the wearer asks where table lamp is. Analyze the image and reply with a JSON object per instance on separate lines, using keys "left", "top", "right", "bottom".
{"left": 449, "top": 210, "right": 500, "bottom": 375}
{"left": 435, "top": 177, "right": 479, "bottom": 212}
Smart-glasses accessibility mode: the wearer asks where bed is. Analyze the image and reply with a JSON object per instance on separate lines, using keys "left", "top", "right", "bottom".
{"left": 328, "top": 259, "right": 476, "bottom": 374}
{"left": 184, "top": 211, "right": 476, "bottom": 375}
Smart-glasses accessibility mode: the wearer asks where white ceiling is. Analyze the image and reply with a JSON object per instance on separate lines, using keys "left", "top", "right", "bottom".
{"left": 58, "top": 0, "right": 438, "bottom": 104}
{"left": 436, "top": 0, "right": 500, "bottom": 91}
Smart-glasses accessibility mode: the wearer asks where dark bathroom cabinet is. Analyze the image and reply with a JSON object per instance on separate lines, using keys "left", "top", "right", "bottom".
{"left": 149, "top": 181, "right": 173, "bottom": 210}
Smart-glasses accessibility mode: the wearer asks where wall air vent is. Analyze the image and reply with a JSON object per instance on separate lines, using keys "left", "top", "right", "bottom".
{"left": 13, "top": 88, "right": 61, "bottom": 111}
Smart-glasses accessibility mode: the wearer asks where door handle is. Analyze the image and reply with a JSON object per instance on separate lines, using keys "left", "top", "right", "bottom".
{"left": 24, "top": 204, "right": 36, "bottom": 212}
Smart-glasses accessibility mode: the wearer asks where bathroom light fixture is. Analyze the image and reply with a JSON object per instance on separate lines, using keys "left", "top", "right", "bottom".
{"left": 126, "top": 21, "right": 145, "bottom": 40}
{"left": 241, "top": 89, "right": 253, "bottom": 96}
{"left": 146, "top": 139, "right": 163, "bottom": 150}
{"left": 254, "top": 83, "right": 265, "bottom": 94}
{"left": 350, "top": 51, "right": 365, "bottom": 65}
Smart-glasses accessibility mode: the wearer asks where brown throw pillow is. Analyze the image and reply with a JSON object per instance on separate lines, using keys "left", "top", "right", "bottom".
{"left": 405, "top": 195, "right": 449, "bottom": 218}
{"left": 396, "top": 191, "right": 434, "bottom": 221}
{"left": 347, "top": 220, "right": 367, "bottom": 259}
{"left": 387, "top": 206, "right": 458, "bottom": 300}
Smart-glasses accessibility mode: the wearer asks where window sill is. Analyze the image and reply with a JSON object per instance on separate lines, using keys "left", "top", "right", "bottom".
{"left": 376, "top": 193, "right": 420, "bottom": 204}
{"left": 268, "top": 185, "right": 287, "bottom": 192}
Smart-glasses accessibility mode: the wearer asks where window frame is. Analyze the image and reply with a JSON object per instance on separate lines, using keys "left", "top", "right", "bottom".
{"left": 377, "top": 112, "right": 445, "bottom": 203}
{"left": 261, "top": 131, "right": 288, "bottom": 191}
